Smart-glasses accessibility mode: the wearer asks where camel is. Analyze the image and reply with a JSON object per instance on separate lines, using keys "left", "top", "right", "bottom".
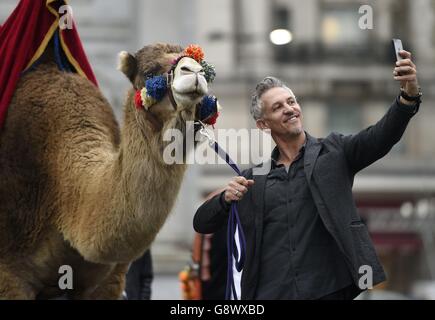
{"left": 0, "top": 43, "right": 216, "bottom": 299}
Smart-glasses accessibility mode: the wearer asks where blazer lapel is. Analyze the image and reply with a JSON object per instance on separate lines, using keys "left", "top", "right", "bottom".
{"left": 304, "top": 134, "right": 322, "bottom": 182}
{"left": 252, "top": 173, "right": 267, "bottom": 218}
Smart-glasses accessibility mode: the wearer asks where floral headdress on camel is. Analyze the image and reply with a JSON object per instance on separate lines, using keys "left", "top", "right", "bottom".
{"left": 134, "top": 45, "right": 220, "bottom": 126}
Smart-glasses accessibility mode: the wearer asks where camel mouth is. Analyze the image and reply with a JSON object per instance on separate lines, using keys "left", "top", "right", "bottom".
{"left": 174, "top": 88, "right": 207, "bottom": 103}
{"left": 175, "top": 86, "right": 206, "bottom": 95}
{"left": 183, "top": 90, "right": 204, "bottom": 99}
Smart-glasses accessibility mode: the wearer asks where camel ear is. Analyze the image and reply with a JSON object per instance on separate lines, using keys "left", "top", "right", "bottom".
{"left": 118, "top": 51, "right": 138, "bottom": 84}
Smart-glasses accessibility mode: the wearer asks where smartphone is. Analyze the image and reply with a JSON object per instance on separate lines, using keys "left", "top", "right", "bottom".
{"left": 392, "top": 38, "right": 404, "bottom": 62}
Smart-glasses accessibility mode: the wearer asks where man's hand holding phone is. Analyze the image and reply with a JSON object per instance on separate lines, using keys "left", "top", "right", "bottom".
{"left": 392, "top": 39, "right": 421, "bottom": 105}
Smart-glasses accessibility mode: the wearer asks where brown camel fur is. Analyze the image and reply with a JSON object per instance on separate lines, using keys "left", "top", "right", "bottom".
{"left": 0, "top": 43, "right": 209, "bottom": 299}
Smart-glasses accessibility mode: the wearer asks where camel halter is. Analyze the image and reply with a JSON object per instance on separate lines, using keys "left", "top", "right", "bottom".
{"left": 164, "top": 71, "right": 178, "bottom": 111}
{"left": 198, "top": 122, "right": 247, "bottom": 300}
{"left": 136, "top": 70, "right": 219, "bottom": 132}
{"left": 133, "top": 45, "right": 217, "bottom": 131}
{"left": 132, "top": 70, "right": 177, "bottom": 132}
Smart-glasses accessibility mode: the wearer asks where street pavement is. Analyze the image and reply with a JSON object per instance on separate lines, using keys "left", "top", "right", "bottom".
{"left": 152, "top": 274, "right": 182, "bottom": 300}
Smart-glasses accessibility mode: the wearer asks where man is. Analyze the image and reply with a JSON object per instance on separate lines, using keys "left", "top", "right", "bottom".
{"left": 193, "top": 50, "right": 421, "bottom": 300}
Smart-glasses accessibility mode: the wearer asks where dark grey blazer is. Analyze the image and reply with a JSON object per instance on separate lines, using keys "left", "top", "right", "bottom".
{"left": 193, "top": 97, "right": 419, "bottom": 300}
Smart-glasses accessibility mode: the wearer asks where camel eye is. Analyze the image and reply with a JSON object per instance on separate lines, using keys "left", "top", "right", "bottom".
{"left": 181, "top": 66, "right": 191, "bottom": 72}
{"left": 144, "top": 73, "right": 154, "bottom": 80}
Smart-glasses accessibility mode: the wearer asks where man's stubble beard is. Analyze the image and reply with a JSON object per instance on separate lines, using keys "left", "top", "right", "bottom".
{"left": 287, "top": 125, "right": 304, "bottom": 139}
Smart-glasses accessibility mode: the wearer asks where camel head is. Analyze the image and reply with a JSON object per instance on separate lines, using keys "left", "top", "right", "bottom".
{"left": 171, "top": 56, "right": 208, "bottom": 107}
{"left": 118, "top": 43, "right": 218, "bottom": 134}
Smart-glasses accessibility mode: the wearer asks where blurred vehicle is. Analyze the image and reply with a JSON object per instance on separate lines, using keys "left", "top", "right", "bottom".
{"left": 355, "top": 289, "right": 411, "bottom": 300}
{"left": 411, "top": 281, "right": 435, "bottom": 300}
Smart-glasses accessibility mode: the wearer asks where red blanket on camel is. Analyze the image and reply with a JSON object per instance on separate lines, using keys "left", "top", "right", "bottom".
{"left": 0, "top": 0, "right": 98, "bottom": 129}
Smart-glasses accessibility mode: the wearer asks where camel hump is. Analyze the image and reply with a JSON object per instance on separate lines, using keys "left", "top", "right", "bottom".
{"left": 5, "top": 61, "right": 120, "bottom": 149}
{"left": 0, "top": 61, "right": 120, "bottom": 252}
{"left": 1, "top": 62, "right": 121, "bottom": 180}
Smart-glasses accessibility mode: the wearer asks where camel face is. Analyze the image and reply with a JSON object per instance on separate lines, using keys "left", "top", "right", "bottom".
{"left": 119, "top": 44, "right": 216, "bottom": 131}
{"left": 172, "top": 57, "right": 208, "bottom": 108}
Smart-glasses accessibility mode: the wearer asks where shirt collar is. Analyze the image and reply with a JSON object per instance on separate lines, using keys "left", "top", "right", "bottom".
{"left": 271, "top": 132, "right": 312, "bottom": 168}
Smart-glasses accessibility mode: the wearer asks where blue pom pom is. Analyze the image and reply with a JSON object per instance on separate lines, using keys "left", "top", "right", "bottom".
{"left": 200, "top": 95, "right": 218, "bottom": 120}
{"left": 145, "top": 76, "right": 167, "bottom": 101}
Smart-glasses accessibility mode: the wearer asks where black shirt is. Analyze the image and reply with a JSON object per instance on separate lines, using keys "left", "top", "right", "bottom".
{"left": 255, "top": 135, "right": 353, "bottom": 299}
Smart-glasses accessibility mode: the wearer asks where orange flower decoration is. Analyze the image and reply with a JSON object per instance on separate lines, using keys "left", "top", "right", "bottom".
{"left": 184, "top": 44, "right": 205, "bottom": 62}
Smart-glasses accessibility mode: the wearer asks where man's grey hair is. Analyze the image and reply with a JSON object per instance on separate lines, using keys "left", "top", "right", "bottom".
{"left": 250, "top": 76, "right": 293, "bottom": 121}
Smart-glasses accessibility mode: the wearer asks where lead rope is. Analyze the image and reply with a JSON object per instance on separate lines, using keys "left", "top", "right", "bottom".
{"left": 197, "top": 123, "right": 247, "bottom": 300}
